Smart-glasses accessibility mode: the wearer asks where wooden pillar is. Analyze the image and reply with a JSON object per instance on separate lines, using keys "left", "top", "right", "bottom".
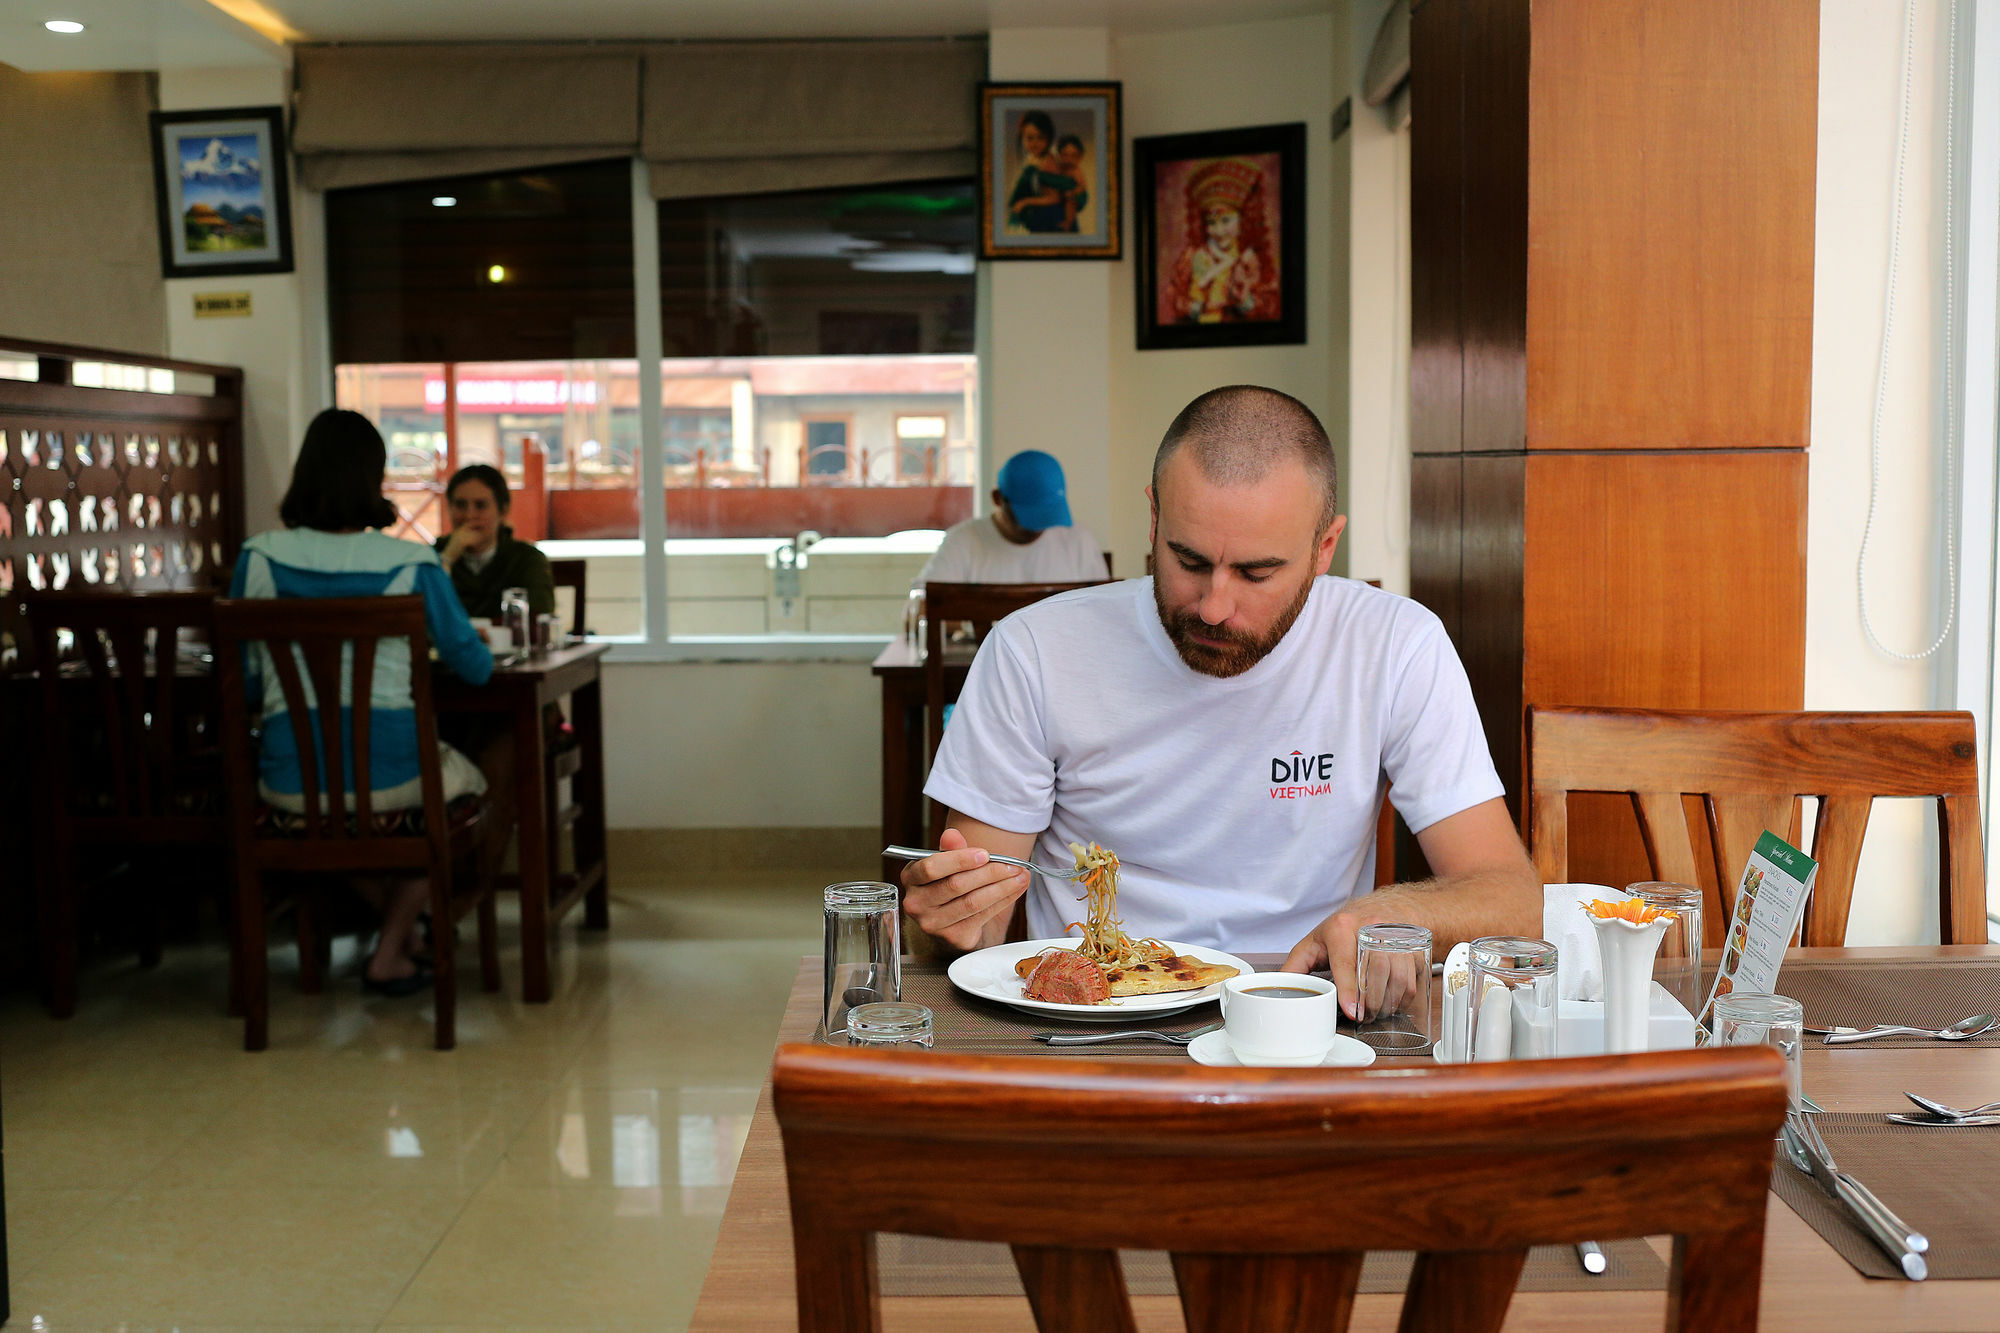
{"left": 1409, "top": 0, "right": 1816, "bottom": 890}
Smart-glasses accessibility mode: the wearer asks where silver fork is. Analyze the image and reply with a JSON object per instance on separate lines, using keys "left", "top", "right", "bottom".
{"left": 1787, "top": 1108, "right": 1929, "bottom": 1275}
{"left": 883, "top": 844, "right": 1083, "bottom": 880}
{"left": 1034, "top": 1022, "right": 1223, "bottom": 1047}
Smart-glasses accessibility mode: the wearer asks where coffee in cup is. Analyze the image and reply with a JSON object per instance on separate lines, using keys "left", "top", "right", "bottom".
{"left": 1219, "top": 972, "right": 1339, "bottom": 1065}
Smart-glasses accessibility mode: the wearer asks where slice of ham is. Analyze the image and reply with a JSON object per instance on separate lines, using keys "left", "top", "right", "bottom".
{"left": 1023, "top": 949, "right": 1112, "bottom": 1005}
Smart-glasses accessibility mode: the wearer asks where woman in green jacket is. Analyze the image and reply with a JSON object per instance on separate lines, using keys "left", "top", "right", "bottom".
{"left": 434, "top": 464, "right": 555, "bottom": 621}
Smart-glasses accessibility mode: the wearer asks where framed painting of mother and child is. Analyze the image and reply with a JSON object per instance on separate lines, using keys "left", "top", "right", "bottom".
{"left": 978, "top": 82, "right": 1122, "bottom": 260}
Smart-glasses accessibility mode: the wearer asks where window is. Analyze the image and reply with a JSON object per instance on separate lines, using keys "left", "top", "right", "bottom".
{"left": 330, "top": 165, "right": 978, "bottom": 650}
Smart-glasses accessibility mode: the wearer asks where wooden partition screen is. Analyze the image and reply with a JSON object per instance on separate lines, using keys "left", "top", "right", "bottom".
{"left": 0, "top": 337, "right": 244, "bottom": 663}
{"left": 1408, "top": 0, "right": 1818, "bottom": 892}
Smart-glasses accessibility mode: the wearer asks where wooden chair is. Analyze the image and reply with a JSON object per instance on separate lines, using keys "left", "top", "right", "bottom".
{"left": 23, "top": 591, "right": 223, "bottom": 1018}
{"left": 213, "top": 596, "right": 501, "bottom": 1051}
{"left": 923, "top": 580, "right": 1107, "bottom": 847}
{"left": 773, "top": 1043, "right": 1789, "bottom": 1333}
{"left": 1527, "top": 705, "right": 1986, "bottom": 946}
{"left": 548, "top": 558, "right": 587, "bottom": 637}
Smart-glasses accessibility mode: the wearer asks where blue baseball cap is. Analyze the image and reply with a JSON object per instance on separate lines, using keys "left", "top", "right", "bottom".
{"left": 995, "top": 450, "right": 1072, "bottom": 530}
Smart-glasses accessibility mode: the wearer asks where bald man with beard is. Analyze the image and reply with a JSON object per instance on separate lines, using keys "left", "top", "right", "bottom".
{"left": 900, "top": 385, "right": 1538, "bottom": 1015}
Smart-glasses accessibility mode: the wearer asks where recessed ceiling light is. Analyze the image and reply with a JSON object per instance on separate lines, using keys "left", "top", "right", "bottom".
{"left": 487, "top": 264, "right": 507, "bottom": 283}
{"left": 431, "top": 196, "right": 457, "bottom": 208}
{"left": 45, "top": 19, "right": 86, "bottom": 33}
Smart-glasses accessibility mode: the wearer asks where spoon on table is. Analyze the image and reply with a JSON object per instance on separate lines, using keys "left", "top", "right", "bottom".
{"left": 1904, "top": 1092, "right": 2000, "bottom": 1121}
{"left": 1822, "top": 1013, "right": 1998, "bottom": 1045}
{"left": 883, "top": 845, "right": 1083, "bottom": 881}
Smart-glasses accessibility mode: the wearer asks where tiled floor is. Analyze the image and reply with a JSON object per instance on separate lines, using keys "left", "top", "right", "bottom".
{"left": 1, "top": 869, "right": 828, "bottom": 1331}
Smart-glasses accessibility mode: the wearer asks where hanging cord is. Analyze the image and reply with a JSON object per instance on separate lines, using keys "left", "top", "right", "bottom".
{"left": 1858, "top": 0, "right": 1961, "bottom": 660}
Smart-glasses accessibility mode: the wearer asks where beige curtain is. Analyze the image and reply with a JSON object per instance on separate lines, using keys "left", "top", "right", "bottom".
{"left": 640, "top": 40, "right": 986, "bottom": 199}
{"left": 292, "top": 46, "right": 642, "bottom": 191}
{"left": 289, "top": 39, "right": 985, "bottom": 197}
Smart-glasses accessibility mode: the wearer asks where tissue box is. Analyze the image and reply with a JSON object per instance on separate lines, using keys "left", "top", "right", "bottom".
{"left": 1557, "top": 983, "right": 1698, "bottom": 1055}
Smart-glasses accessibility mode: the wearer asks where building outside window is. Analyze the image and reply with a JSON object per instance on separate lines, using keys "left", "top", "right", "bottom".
{"left": 328, "top": 162, "right": 978, "bottom": 644}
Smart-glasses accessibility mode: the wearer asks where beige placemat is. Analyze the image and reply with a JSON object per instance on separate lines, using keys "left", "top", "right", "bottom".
{"left": 1777, "top": 958, "right": 2000, "bottom": 1049}
{"left": 876, "top": 1234, "right": 1665, "bottom": 1297}
{"left": 1770, "top": 1112, "right": 2000, "bottom": 1280}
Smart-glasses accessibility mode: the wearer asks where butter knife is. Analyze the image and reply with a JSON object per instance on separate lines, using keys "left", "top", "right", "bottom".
{"left": 1783, "top": 1113, "right": 1928, "bottom": 1279}
{"left": 1035, "top": 1022, "right": 1223, "bottom": 1046}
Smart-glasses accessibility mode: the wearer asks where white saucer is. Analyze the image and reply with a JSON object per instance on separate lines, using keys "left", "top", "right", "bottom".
{"left": 1187, "top": 1029, "right": 1376, "bottom": 1069}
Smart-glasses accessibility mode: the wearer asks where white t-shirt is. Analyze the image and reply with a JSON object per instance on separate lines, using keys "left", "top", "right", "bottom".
{"left": 915, "top": 516, "right": 1110, "bottom": 588}
{"left": 924, "top": 576, "right": 1505, "bottom": 953}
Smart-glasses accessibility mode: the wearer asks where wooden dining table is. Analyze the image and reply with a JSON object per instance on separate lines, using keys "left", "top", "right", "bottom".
{"left": 689, "top": 943, "right": 2000, "bottom": 1331}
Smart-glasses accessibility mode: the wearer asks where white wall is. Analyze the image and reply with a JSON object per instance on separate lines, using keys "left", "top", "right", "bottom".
{"left": 1805, "top": 0, "right": 1961, "bottom": 943}
{"left": 158, "top": 64, "right": 322, "bottom": 532}
{"left": 1105, "top": 14, "right": 1341, "bottom": 569}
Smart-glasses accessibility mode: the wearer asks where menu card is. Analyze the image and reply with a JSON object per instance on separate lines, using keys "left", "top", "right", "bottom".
{"left": 1694, "top": 830, "right": 1818, "bottom": 1039}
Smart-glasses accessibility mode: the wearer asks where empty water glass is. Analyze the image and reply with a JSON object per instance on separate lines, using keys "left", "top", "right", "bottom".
{"left": 1715, "top": 992, "right": 1805, "bottom": 1109}
{"left": 846, "top": 1002, "right": 934, "bottom": 1048}
{"left": 1469, "top": 937, "right": 1558, "bottom": 1061}
{"left": 1355, "top": 923, "right": 1433, "bottom": 1053}
{"left": 1627, "top": 880, "right": 1705, "bottom": 1019}
{"left": 818, "top": 882, "right": 902, "bottom": 1044}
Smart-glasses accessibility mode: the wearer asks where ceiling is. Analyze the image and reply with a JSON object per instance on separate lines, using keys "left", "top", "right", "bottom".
{"left": 4, "top": 0, "right": 1336, "bottom": 71}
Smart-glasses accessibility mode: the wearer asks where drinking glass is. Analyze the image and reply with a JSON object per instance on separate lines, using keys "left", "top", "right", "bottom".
{"left": 498, "top": 587, "right": 531, "bottom": 656}
{"left": 1355, "top": 923, "right": 1433, "bottom": 1053}
{"left": 903, "top": 589, "right": 927, "bottom": 657}
{"left": 1715, "top": 992, "right": 1805, "bottom": 1109}
{"left": 1627, "top": 880, "right": 1704, "bottom": 1018}
{"left": 846, "top": 1002, "right": 934, "bottom": 1048}
{"left": 817, "top": 882, "right": 901, "bottom": 1043}
{"left": 1469, "top": 937, "right": 1558, "bottom": 1061}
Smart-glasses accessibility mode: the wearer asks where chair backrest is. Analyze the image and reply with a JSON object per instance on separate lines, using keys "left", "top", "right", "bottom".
{"left": 923, "top": 580, "right": 1107, "bottom": 846}
{"left": 212, "top": 595, "right": 447, "bottom": 851}
{"left": 549, "top": 558, "right": 587, "bottom": 637}
{"left": 1527, "top": 706, "right": 1986, "bottom": 946}
{"left": 24, "top": 590, "right": 218, "bottom": 828}
{"left": 773, "top": 1044, "right": 1788, "bottom": 1333}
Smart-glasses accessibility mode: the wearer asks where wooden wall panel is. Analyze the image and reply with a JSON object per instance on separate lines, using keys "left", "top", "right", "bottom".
{"left": 1462, "top": 453, "right": 1526, "bottom": 822}
{"left": 1524, "top": 0, "right": 1818, "bottom": 451}
{"left": 1520, "top": 451, "right": 1807, "bottom": 714}
{"left": 1460, "top": 0, "right": 1530, "bottom": 455}
{"left": 1409, "top": 454, "right": 1464, "bottom": 643}
{"left": 1409, "top": 0, "right": 1466, "bottom": 457}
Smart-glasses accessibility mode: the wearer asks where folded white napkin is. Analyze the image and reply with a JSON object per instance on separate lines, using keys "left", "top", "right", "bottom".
{"left": 1544, "top": 883, "right": 1619, "bottom": 1002}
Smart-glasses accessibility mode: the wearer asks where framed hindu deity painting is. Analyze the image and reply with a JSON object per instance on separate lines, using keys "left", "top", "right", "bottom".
{"left": 1133, "top": 122, "right": 1305, "bottom": 349}
{"left": 977, "top": 82, "right": 1122, "bottom": 260}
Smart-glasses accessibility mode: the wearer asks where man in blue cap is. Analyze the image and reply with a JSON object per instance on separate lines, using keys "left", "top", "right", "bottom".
{"left": 915, "top": 449, "right": 1110, "bottom": 585}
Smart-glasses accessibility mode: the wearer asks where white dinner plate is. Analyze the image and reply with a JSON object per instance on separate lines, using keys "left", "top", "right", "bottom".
{"left": 947, "top": 938, "right": 1254, "bottom": 1022}
{"left": 1187, "top": 1029, "right": 1377, "bottom": 1069}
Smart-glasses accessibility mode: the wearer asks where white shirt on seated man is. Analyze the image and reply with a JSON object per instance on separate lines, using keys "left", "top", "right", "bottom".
{"left": 901, "top": 385, "right": 1539, "bottom": 1016}
{"left": 914, "top": 449, "right": 1109, "bottom": 588}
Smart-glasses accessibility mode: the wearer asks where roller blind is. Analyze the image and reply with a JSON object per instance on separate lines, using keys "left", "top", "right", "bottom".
{"left": 292, "top": 45, "right": 642, "bottom": 191}
{"left": 292, "top": 39, "right": 985, "bottom": 198}
{"left": 640, "top": 40, "right": 986, "bottom": 199}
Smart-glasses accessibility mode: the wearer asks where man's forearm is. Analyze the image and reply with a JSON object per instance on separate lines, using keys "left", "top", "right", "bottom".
{"left": 1358, "top": 863, "right": 1541, "bottom": 951}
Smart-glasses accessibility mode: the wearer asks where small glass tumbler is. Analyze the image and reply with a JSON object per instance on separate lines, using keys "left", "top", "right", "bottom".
{"left": 1469, "top": 937, "right": 1558, "bottom": 1061}
{"left": 1715, "top": 992, "right": 1805, "bottom": 1109}
{"left": 818, "top": 882, "right": 902, "bottom": 1043}
{"left": 846, "top": 1002, "right": 934, "bottom": 1048}
{"left": 1355, "top": 923, "right": 1433, "bottom": 1053}
{"left": 534, "top": 612, "right": 563, "bottom": 653}
{"left": 903, "top": 588, "right": 927, "bottom": 654}
{"left": 1627, "top": 881, "right": 1705, "bottom": 1019}
{"left": 498, "top": 587, "right": 531, "bottom": 655}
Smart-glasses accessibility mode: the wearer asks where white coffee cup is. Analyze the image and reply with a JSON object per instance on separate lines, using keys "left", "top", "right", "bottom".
{"left": 486, "top": 625, "right": 515, "bottom": 652}
{"left": 1219, "top": 972, "right": 1339, "bottom": 1065}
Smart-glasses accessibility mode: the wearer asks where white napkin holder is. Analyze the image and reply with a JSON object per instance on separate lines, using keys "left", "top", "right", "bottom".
{"left": 1437, "top": 974, "right": 1697, "bottom": 1062}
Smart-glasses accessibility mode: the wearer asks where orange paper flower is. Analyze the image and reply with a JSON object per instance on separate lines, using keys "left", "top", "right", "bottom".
{"left": 1582, "top": 896, "right": 1679, "bottom": 925}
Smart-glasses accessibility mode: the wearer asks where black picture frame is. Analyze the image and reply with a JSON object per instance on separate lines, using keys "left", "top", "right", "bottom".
{"left": 148, "top": 105, "right": 294, "bottom": 279}
{"left": 978, "top": 81, "right": 1122, "bottom": 261}
{"left": 1133, "top": 122, "right": 1306, "bottom": 349}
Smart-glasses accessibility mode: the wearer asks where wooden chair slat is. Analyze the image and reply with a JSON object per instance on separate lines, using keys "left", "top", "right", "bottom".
{"left": 262, "top": 641, "right": 324, "bottom": 838}
{"left": 1012, "top": 1245, "right": 1138, "bottom": 1333}
{"left": 1803, "top": 795, "right": 1870, "bottom": 948}
{"left": 773, "top": 1044, "right": 1788, "bottom": 1332}
{"left": 1396, "top": 1249, "right": 1527, "bottom": 1333}
{"left": 1172, "top": 1252, "right": 1362, "bottom": 1333}
{"left": 1526, "top": 707, "right": 1985, "bottom": 945}
{"left": 350, "top": 635, "right": 377, "bottom": 831}
{"left": 300, "top": 637, "right": 350, "bottom": 828}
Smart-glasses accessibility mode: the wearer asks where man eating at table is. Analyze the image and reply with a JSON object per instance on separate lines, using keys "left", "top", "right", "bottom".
{"left": 901, "top": 384, "right": 1539, "bottom": 1014}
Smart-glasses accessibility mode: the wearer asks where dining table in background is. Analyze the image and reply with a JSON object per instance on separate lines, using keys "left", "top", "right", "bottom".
{"left": 869, "top": 637, "right": 970, "bottom": 883}
{"left": 433, "top": 640, "right": 611, "bottom": 1003}
{"left": 689, "top": 943, "right": 2000, "bottom": 1332}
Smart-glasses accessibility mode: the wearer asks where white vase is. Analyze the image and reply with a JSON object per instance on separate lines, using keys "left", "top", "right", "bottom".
{"left": 1589, "top": 914, "right": 1672, "bottom": 1054}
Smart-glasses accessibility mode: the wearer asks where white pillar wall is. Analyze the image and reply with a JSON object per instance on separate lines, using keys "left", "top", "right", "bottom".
{"left": 985, "top": 28, "right": 1118, "bottom": 549}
